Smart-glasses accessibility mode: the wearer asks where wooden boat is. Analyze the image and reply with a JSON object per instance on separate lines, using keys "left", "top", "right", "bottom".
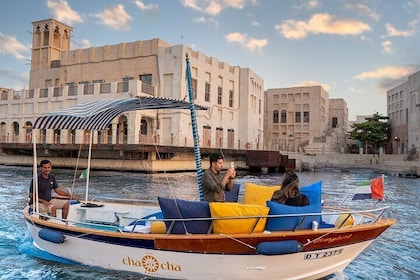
{"left": 23, "top": 55, "right": 394, "bottom": 279}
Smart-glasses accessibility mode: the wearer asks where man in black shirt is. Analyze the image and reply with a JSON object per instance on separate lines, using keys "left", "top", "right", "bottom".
{"left": 29, "top": 159, "right": 77, "bottom": 219}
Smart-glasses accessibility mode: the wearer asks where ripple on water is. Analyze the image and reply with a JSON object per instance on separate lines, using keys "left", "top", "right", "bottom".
{"left": 0, "top": 166, "right": 418, "bottom": 280}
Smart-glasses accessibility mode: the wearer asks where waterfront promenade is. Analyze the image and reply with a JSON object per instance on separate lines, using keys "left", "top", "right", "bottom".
{"left": 0, "top": 151, "right": 418, "bottom": 177}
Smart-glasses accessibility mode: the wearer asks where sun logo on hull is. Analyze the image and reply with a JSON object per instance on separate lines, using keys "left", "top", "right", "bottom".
{"left": 141, "top": 255, "right": 159, "bottom": 273}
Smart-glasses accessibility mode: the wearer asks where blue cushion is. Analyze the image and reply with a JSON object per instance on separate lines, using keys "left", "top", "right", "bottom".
{"left": 158, "top": 197, "right": 211, "bottom": 234}
{"left": 300, "top": 181, "right": 322, "bottom": 205}
{"left": 128, "top": 211, "right": 163, "bottom": 226}
{"left": 266, "top": 201, "right": 322, "bottom": 231}
{"left": 224, "top": 183, "right": 241, "bottom": 202}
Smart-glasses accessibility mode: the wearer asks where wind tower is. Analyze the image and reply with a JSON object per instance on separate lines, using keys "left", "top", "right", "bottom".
{"left": 29, "top": 18, "right": 72, "bottom": 89}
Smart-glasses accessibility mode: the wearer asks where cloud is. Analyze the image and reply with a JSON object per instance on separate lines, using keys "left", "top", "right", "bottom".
{"left": 193, "top": 17, "right": 220, "bottom": 28}
{"left": 47, "top": 0, "right": 83, "bottom": 25}
{"left": 134, "top": 0, "right": 158, "bottom": 13}
{"left": 292, "top": 0, "right": 320, "bottom": 11}
{"left": 0, "top": 33, "right": 30, "bottom": 60}
{"left": 93, "top": 5, "right": 132, "bottom": 31}
{"left": 294, "top": 81, "right": 331, "bottom": 91}
{"left": 354, "top": 66, "right": 415, "bottom": 80}
{"left": 225, "top": 32, "right": 267, "bottom": 51}
{"left": 383, "top": 23, "right": 415, "bottom": 37}
{"left": 181, "top": 0, "right": 252, "bottom": 15}
{"left": 0, "top": 68, "right": 29, "bottom": 88}
{"left": 382, "top": 41, "right": 392, "bottom": 54}
{"left": 275, "top": 13, "right": 371, "bottom": 39}
{"left": 250, "top": 20, "right": 260, "bottom": 27}
{"left": 344, "top": 3, "right": 380, "bottom": 21}
{"left": 70, "top": 39, "right": 93, "bottom": 50}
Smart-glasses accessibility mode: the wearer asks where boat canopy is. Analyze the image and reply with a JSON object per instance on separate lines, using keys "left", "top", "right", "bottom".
{"left": 33, "top": 96, "right": 208, "bottom": 130}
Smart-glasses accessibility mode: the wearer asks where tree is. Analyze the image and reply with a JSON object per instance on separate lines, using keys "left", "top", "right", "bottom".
{"left": 349, "top": 113, "right": 390, "bottom": 154}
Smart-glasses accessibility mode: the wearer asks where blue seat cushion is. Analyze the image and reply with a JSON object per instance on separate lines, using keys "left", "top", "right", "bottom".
{"left": 224, "top": 183, "right": 241, "bottom": 202}
{"left": 158, "top": 197, "right": 211, "bottom": 234}
{"left": 300, "top": 181, "right": 322, "bottom": 205}
{"left": 266, "top": 201, "right": 322, "bottom": 231}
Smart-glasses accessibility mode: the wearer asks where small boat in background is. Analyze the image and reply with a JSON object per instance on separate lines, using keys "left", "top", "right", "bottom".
{"left": 23, "top": 54, "right": 394, "bottom": 279}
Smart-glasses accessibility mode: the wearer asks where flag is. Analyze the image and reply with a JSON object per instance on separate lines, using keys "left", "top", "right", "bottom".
{"left": 79, "top": 169, "right": 87, "bottom": 179}
{"left": 352, "top": 175, "right": 384, "bottom": 200}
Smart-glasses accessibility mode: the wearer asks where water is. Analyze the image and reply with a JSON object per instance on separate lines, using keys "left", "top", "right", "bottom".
{"left": 0, "top": 165, "right": 419, "bottom": 279}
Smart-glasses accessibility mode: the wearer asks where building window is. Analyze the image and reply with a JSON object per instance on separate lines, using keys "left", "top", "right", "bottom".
{"left": 281, "top": 110, "right": 287, "bottom": 123}
{"left": 205, "top": 82, "right": 211, "bottom": 102}
{"left": 304, "top": 111, "right": 310, "bottom": 122}
{"left": 295, "top": 112, "right": 301, "bottom": 123}
{"left": 192, "top": 78, "right": 197, "bottom": 99}
{"left": 217, "top": 86, "right": 222, "bottom": 105}
{"left": 140, "top": 118, "right": 147, "bottom": 135}
{"left": 140, "top": 74, "right": 152, "bottom": 85}
{"left": 332, "top": 117, "right": 338, "bottom": 128}
{"left": 229, "top": 90, "right": 234, "bottom": 107}
{"left": 273, "top": 110, "right": 279, "bottom": 123}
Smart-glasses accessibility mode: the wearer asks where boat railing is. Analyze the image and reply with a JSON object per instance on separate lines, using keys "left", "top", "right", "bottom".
{"left": 127, "top": 206, "right": 391, "bottom": 235}
{"left": 29, "top": 204, "right": 391, "bottom": 235}
{"left": 90, "top": 196, "right": 158, "bottom": 205}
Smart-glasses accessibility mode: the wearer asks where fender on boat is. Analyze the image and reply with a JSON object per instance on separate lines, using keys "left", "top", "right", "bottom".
{"left": 38, "top": 229, "right": 65, "bottom": 244}
{"left": 257, "top": 240, "right": 299, "bottom": 255}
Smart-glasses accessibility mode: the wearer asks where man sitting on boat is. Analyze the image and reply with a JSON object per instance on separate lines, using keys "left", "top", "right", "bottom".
{"left": 29, "top": 159, "right": 78, "bottom": 219}
{"left": 202, "top": 153, "right": 236, "bottom": 202}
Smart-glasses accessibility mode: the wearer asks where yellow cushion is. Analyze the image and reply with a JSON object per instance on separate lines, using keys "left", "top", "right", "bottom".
{"left": 150, "top": 221, "right": 166, "bottom": 234}
{"left": 335, "top": 214, "right": 354, "bottom": 228}
{"left": 243, "top": 183, "right": 281, "bottom": 206}
{"left": 209, "top": 202, "right": 269, "bottom": 234}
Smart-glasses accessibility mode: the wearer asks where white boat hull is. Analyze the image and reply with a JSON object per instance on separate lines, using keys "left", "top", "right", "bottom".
{"left": 26, "top": 220, "right": 372, "bottom": 280}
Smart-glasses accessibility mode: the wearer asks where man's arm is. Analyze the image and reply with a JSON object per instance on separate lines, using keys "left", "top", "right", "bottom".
{"left": 54, "top": 187, "right": 78, "bottom": 199}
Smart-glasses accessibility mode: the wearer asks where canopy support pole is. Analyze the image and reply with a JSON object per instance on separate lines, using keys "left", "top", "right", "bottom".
{"left": 186, "top": 53, "right": 204, "bottom": 200}
{"left": 85, "top": 130, "right": 93, "bottom": 201}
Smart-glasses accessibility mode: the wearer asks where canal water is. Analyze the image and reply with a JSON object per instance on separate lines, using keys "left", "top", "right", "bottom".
{"left": 0, "top": 165, "right": 418, "bottom": 279}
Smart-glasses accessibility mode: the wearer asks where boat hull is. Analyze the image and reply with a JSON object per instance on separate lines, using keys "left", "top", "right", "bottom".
{"left": 24, "top": 217, "right": 382, "bottom": 280}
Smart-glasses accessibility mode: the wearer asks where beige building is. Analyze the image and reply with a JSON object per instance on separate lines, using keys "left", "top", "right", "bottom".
{"left": 387, "top": 70, "right": 420, "bottom": 155}
{"left": 264, "top": 86, "right": 348, "bottom": 153}
{"left": 0, "top": 18, "right": 264, "bottom": 150}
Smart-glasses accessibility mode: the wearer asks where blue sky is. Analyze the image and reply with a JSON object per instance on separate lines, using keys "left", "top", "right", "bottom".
{"left": 0, "top": 0, "right": 419, "bottom": 120}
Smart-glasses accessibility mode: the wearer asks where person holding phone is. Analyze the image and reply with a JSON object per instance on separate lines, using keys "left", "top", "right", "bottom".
{"left": 202, "top": 153, "right": 236, "bottom": 202}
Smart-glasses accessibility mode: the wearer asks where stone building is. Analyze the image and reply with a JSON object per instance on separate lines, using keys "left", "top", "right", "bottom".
{"left": 0, "top": 18, "right": 264, "bottom": 150}
{"left": 264, "top": 86, "right": 348, "bottom": 153}
{"left": 387, "top": 70, "right": 420, "bottom": 155}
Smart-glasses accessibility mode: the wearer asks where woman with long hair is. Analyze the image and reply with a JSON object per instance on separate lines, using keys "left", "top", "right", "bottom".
{"left": 271, "top": 171, "right": 309, "bottom": 206}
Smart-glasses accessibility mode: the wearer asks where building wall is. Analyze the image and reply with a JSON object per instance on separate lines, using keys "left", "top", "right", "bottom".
{"left": 1, "top": 18, "right": 264, "bottom": 151}
{"left": 387, "top": 70, "right": 420, "bottom": 154}
{"left": 264, "top": 86, "right": 335, "bottom": 153}
{"left": 329, "top": 98, "right": 348, "bottom": 152}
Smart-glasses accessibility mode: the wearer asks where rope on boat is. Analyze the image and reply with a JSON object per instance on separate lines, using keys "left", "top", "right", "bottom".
{"left": 218, "top": 233, "right": 257, "bottom": 250}
{"left": 302, "top": 224, "right": 354, "bottom": 247}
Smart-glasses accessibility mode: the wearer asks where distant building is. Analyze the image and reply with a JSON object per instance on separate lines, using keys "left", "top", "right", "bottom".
{"left": 387, "top": 70, "right": 420, "bottom": 155}
{"left": 264, "top": 86, "right": 348, "bottom": 153}
{"left": 0, "top": 18, "right": 264, "bottom": 150}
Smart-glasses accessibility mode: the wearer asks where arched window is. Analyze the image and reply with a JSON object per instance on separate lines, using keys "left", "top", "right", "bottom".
{"left": 273, "top": 110, "right": 279, "bottom": 123}
{"left": 281, "top": 110, "right": 287, "bottom": 123}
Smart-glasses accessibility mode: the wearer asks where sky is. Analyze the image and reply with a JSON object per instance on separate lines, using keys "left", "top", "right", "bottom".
{"left": 0, "top": 0, "right": 419, "bottom": 120}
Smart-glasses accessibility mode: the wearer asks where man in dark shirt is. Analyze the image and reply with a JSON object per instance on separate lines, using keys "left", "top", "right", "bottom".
{"left": 29, "top": 159, "right": 77, "bottom": 219}
{"left": 202, "top": 153, "right": 236, "bottom": 202}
